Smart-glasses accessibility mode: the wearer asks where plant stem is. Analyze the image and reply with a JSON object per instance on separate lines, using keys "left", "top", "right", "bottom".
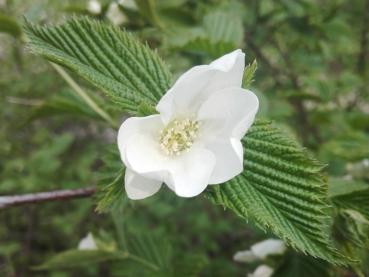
{"left": 50, "top": 63, "right": 117, "bottom": 129}
{"left": 0, "top": 187, "right": 96, "bottom": 209}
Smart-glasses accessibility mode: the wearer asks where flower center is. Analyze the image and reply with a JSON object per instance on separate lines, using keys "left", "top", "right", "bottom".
{"left": 159, "top": 118, "right": 199, "bottom": 156}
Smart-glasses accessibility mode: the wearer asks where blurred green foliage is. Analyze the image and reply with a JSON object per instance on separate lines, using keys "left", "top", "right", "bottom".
{"left": 1, "top": 0, "right": 369, "bottom": 276}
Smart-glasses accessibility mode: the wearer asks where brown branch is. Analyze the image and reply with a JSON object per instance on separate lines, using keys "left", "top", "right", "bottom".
{"left": 0, "top": 187, "right": 96, "bottom": 210}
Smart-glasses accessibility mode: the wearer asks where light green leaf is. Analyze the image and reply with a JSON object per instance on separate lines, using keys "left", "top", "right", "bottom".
{"left": 95, "top": 147, "right": 125, "bottom": 213}
{"left": 34, "top": 250, "right": 125, "bottom": 270}
{"left": 182, "top": 11, "right": 244, "bottom": 58}
{"left": 28, "top": 89, "right": 102, "bottom": 122}
{"left": 206, "top": 120, "right": 346, "bottom": 264}
{"left": 184, "top": 38, "right": 237, "bottom": 59}
{"left": 23, "top": 17, "right": 171, "bottom": 115}
{"left": 134, "top": 0, "right": 163, "bottom": 28}
{"left": 242, "top": 59, "right": 257, "bottom": 88}
{"left": 332, "top": 210, "right": 369, "bottom": 273}
{"left": 127, "top": 233, "right": 172, "bottom": 271}
{"left": 329, "top": 178, "right": 369, "bottom": 220}
{"left": 202, "top": 11, "right": 243, "bottom": 46}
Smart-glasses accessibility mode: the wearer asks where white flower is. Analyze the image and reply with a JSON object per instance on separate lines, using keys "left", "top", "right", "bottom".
{"left": 234, "top": 239, "right": 286, "bottom": 263}
{"left": 117, "top": 49, "right": 259, "bottom": 200}
{"left": 106, "top": 2, "right": 127, "bottom": 26}
{"left": 78, "top": 233, "right": 97, "bottom": 250}
{"left": 118, "top": 0, "right": 137, "bottom": 10}
{"left": 248, "top": 265, "right": 274, "bottom": 277}
{"left": 87, "top": 0, "right": 102, "bottom": 14}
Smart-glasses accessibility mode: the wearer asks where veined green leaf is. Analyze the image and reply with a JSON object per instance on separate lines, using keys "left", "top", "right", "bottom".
{"left": 206, "top": 120, "right": 346, "bottom": 264}
{"left": 23, "top": 17, "right": 171, "bottom": 115}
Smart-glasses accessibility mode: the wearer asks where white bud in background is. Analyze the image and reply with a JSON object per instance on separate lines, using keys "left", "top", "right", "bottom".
{"left": 78, "top": 233, "right": 97, "bottom": 250}
{"left": 87, "top": 0, "right": 102, "bottom": 14}
{"left": 106, "top": 2, "right": 127, "bottom": 26}
{"left": 118, "top": 0, "right": 137, "bottom": 10}
{"left": 234, "top": 239, "right": 286, "bottom": 263}
{"left": 248, "top": 265, "right": 274, "bottom": 277}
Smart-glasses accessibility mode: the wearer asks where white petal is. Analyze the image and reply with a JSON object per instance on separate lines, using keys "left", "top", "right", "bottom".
{"left": 117, "top": 115, "right": 163, "bottom": 166}
{"left": 156, "top": 49, "right": 245, "bottom": 122}
{"left": 205, "top": 138, "right": 243, "bottom": 184}
{"left": 167, "top": 147, "right": 216, "bottom": 197}
{"left": 209, "top": 49, "right": 245, "bottom": 87}
{"left": 251, "top": 239, "right": 286, "bottom": 259}
{"left": 197, "top": 87, "right": 259, "bottom": 140}
{"left": 124, "top": 168, "right": 162, "bottom": 200}
{"left": 125, "top": 135, "right": 216, "bottom": 197}
{"left": 125, "top": 134, "right": 170, "bottom": 181}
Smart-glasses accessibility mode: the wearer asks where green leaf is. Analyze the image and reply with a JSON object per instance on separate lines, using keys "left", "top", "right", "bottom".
{"left": 273, "top": 252, "right": 331, "bottom": 277}
{"left": 134, "top": 0, "right": 163, "bottom": 28}
{"left": 112, "top": 231, "right": 206, "bottom": 276}
{"left": 329, "top": 179, "right": 369, "bottom": 220}
{"left": 184, "top": 38, "right": 237, "bottom": 59}
{"left": 206, "top": 120, "right": 346, "bottom": 264}
{"left": 182, "top": 11, "right": 244, "bottom": 58}
{"left": 34, "top": 250, "right": 125, "bottom": 270}
{"left": 242, "top": 59, "right": 257, "bottom": 88}
{"left": 202, "top": 11, "right": 243, "bottom": 47}
{"left": 332, "top": 210, "right": 369, "bottom": 272}
{"left": 23, "top": 17, "right": 171, "bottom": 115}
{"left": 0, "top": 14, "right": 22, "bottom": 37}
{"left": 320, "top": 133, "right": 369, "bottom": 162}
{"left": 95, "top": 147, "right": 125, "bottom": 213}
{"left": 173, "top": 254, "right": 208, "bottom": 277}
{"left": 127, "top": 233, "right": 172, "bottom": 271}
{"left": 28, "top": 89, "right": 102, "bottom": 122}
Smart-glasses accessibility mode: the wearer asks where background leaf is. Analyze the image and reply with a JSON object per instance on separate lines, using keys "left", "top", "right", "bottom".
{"left": 179, "top": 11, "right": 244, "bottom": 58}
{"left": 34, "top": 250, "right": 124, "bottom": 270}
{"left": 329, "top": 178, "right": 369, "bottom": 220}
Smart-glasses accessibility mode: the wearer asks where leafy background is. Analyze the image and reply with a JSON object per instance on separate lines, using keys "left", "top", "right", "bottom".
{"left": 0, "top": 0, "right": 369, "bottom": 276}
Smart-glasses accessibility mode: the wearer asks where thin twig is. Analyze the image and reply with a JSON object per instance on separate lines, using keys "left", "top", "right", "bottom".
{"left": 0, "top": 187, "right": 96, "bottom": 209}
{"left": 246, "top": 29, "right": 322, "bottom": 145}
{"left": 357, "top": 0, "right": 369, "bottom": 74}
{"left": 6, "top": 96, "right": 44, "bottom": 106}
{"left": 50, "top": 63, "right": 117, "bottom": 129}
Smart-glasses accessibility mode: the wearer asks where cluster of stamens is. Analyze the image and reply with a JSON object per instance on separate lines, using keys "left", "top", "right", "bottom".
{"left": 159, "top": 118, "right": 199, "bottom": 156}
